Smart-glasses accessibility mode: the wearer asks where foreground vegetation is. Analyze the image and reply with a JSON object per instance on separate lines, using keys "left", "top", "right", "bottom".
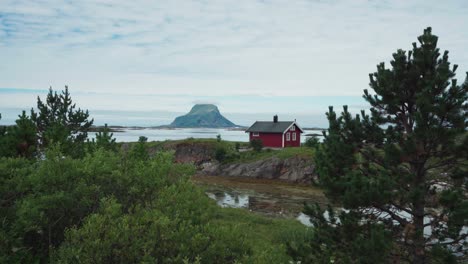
{"left": 0, "top": 145, "right": 309, "bottom": 263}
{"left": 296, "top": 27, "right": 467, "bottom": 263}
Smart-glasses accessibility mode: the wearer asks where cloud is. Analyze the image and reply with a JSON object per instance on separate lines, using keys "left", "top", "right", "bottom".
{"left": 192, "top": 100, "right": 220, "bottom": 106}
{"left": 0, "top": 0, "right": 467, "bottom": 107}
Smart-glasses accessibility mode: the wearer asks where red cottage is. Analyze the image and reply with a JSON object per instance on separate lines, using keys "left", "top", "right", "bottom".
{"left": 245, "top": 115, "right": 304, "bottom": 148}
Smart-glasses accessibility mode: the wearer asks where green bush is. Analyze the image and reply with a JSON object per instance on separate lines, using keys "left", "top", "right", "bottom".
{"left": 0, "top": 140, "right": 305, "bottom": 263}
{"left": 304, "top": 137, "right": 320, "bottom": 148}
{"left": 250, "top": 139, "right": 263, "bottom": 152}
{"left": 0, "top": 145, "right": 196, "bottom": 262}
{"left": 214, "top": 147, "right": 227, "bottom": 162}
{"left": 56, "top": 186, "right": 251, "bottom": 263}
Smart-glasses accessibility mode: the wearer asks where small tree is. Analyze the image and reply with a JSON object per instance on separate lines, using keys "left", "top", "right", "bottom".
{"left": 31, "top": 86, "right": 93, "bottom": 157}
{"left": 0, "top": 113, "right": 5, "bottom": 136}
{"left": 0, "top": 113, "right": 7, "bottom": 157}
{"left": 129, "top": 136, "right": 149, "bottom": 161}
{"left": 250, "top": 139, "right": 263, "bottom": 152}
{"left": 300, "top": 28, "right": 467, "bottom": 263}
{"left": 11, "top": 111, "right": 37, "bottom": 158}
{"left": 304, "top": 136, "right": 320, "bottom": 148}
{"left": 95, "top": 124, "right": 117, "bottom": 152}
{"left": 235, "top": 142, "right": 241, "bottom": 152}
{"left": 0, "top": 111, "right": 37, "bottom": 158}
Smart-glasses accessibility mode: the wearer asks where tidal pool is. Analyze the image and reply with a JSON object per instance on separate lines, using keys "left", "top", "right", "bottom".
{"left": 192, "top": 175, "right": 328, "bottom": 226}
{"left": 194, "top": 176, "right": 467, "bottom": 253}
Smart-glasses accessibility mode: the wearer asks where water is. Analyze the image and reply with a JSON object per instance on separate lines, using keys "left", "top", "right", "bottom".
{"left": 207, "top": 192, "right": 250, "bottom": 209}
{"left": 205, "top": 189, "right": 326, "bottom": 227}
{"left": 89, "top": 128, "right": 322, "bottom": 143}
{"left": 89, "top": 128, "right": 248, "bottom": 142}
{"left": 206, "top": 189, "right": 315, "bottom": 226}
{"left": 193, "top": 175, "right": 327, "bottom": 226}
{"left": 194, "top": 175, "right": 468, "bottom": 249}
{"left": 297, "top": 212, "right": 313, "bottom": 226}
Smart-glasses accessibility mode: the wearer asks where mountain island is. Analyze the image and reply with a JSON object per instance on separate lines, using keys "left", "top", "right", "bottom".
{"left": 170, "top": 104, "right": 237, "bottom": 128}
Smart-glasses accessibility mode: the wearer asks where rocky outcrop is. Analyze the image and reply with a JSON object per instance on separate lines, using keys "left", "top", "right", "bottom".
{"left": 170, "top": 104, "right": 237, "bottom": 128}
{"left": 199, "top": 156, "right": 316, "bottom": 184}
{"left": 122, "top": 140, "right": 317, "bottom": 183}
{"left": 173, "top": 142, "right": 214, "bottom": 165}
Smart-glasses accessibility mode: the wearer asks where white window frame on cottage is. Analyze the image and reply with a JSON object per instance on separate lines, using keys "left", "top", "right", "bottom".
{"left": 253, "top": 132, "right": 259, "bottom": 137}
{"left": 292, "top": 133, "right": 296, "bottom": 141}
{"left": 286, "top": 133, "right": 290, "bottom": 141}
{"left": 291, "top": 126, "right": 295, "bottom": 131}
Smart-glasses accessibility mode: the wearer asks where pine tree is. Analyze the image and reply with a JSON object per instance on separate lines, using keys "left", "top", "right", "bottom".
{"left": 129, "top": 136, "right": 149, "bottom": 161}
{"left": 10, "top": 111, "right": 37, "bottom": 158}
{"left": 0, "top": 113, "right": 5, "bottom": 142}
{"left": 0, "top": 113, "right": 8, "bottom": 157}
{"left": 0, "top": 111, "right": 37, "bottom": 158}
{"left": 31, "top": 86, "right": 93, "bottom": 157}
{"left": 0, "top": 113, "right": 4, "bottom": 136}
{"left": 95, "top": 124, "right": 117, "bottom": 152}
{"left": 302, "top": 28, "right": 467, "bottom": 263}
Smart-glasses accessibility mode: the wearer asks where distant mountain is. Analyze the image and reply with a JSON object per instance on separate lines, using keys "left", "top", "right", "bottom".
{"left": 170, "top": 104, "right": 237, "bottom": 128}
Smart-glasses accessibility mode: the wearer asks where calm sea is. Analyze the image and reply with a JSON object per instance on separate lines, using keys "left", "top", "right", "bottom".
{"left": 89, "top": 128, "right": 320, "bottom": 143}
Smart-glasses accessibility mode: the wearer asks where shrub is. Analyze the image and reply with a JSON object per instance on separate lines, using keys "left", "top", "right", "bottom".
{"left": 55, "top": 188, "right": 250, "bottom": 263}
{"left": 250, "top": 139, "right": 263, "bottom": 152}
{"left": 304, "top": 137, "right": 320, "bottom": 148}
{"left": 214, "top": 147, "right": 227, "bottom": 162}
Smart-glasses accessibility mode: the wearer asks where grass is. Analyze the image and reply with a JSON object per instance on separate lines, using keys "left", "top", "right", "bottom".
{"left": 212, "top": 206, "right": 313, "bottom": 263}
{"left": 120, "top": 138, "right": 315, "bottom": 166}
{"left": 122, "top": 138, "right": 245, "bottom": 149}
{"left": 227, "top": 146, "right": 314, "bottom": 164}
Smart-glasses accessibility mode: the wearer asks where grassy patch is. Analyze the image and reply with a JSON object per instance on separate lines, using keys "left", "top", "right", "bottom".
{"left": 121, "top": 138, "right": 314, "bottom": 165}
{"left": 228, "top": 146, "right": 314, "bottom": 164}
{"left": 212, "top": 206, "right": 313, "bottom": 263}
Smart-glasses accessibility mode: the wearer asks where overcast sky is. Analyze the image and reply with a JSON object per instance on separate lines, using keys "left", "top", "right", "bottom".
{"left": 1, "top": 0, "right": 467, "bottom": 126}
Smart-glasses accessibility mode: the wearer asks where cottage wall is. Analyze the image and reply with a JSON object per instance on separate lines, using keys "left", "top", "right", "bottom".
{"left": 283, "top": 124, "right": 301, "bottom": 147}
{"left": 249, "top": 132, "right": 283, "bottom": 148}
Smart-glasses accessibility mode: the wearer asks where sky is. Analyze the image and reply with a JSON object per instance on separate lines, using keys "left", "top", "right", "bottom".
{"left": 1, "top": 0, "right": 467, "bottom": 126}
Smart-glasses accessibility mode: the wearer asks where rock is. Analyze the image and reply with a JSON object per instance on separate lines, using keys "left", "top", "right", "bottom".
{"left": 123, "top": 139, "right": 318, "bottom": 183}
{"left": 173, "top": 142, "right": 214, "bottom": 165}
{"left": 200, "top": 161, "right": 219, "bottom": 174}
{"left": 199, "top": 156, "right": 316, "bottom": 183}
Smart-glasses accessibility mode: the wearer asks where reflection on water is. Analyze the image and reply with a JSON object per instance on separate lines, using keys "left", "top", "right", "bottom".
{"left": 204, "top": 188, "right": 317, "bottom": 226}
{"left": 206, "top": 190, "right": 317, "bottom": 227}
{"left": 207, "top": 192, "right": 250, "bottom": 208}
{"left": 205, "top": 189, "right": 317, "bottom": 227}
{"left": 296, "top": 213, "right": 313, "bottom": 227}
{"left": 206, "top": 189, "right": 306, "bottom": 213}
{"left": 193, "top": 175, "right": 327, "bottom": 226}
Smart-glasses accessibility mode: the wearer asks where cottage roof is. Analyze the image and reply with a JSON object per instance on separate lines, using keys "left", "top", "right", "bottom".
{"left": 245, "top": 121, "right": 304, "bottom": 133}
